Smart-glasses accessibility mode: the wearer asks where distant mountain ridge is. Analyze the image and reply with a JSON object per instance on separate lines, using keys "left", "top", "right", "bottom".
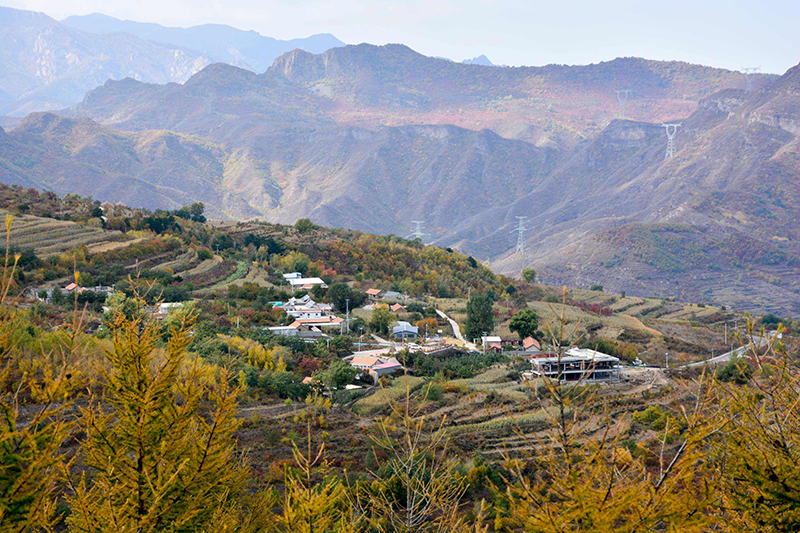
{"left": 267, "top": 43, "right": 770, "bottom": 147}
{"left": 61, "top": 13, "right": 345, "bottom": 73}
{"left": 462, "top": 55, "right": 494, "bottom": 66}
{"left": 0, "top": 39, "right": 797, "bottom": 313}
{"left": 0, "top": 6, "right": 344, "bottom": 116}
{"left": 0, "top": 6, "right": 212, "bottom": 116}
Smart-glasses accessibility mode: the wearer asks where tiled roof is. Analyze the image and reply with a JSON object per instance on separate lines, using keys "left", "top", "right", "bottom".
{"left": 351, "top": 356, "right": 380, "bottom": 366}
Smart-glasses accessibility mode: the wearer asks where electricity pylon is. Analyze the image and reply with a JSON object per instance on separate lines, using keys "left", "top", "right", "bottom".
{"left": 407, "top": 221, "right": 429, "bottom": 242}
{"left": 510, "top": 216, "right": 528, "bottom": 255}
{"left": 614, "top": 89, "right": 632, "bottom": 119}
{"left": 661, "top": 123, "right": 681, "bottom": 160}
{"left": 741, "top": 67, "right": 760, "bottom": 93}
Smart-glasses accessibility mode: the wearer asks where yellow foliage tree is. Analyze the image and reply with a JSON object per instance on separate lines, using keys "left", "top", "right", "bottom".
{"left": 1, "top": 215, "right": 82, "bottom": 533}
{"left": 354, "top": 378, "right": 470, "bottom": 533}
{"left": 500, "top": 287, "right": 724, "bottom": 532}
{"left": 270, "top": 393, "right": 355, "bottom": 533}
{"left": 715, "top": 320, "right": 800, "bottom": 532}
{"left": 67, "top": 306, "right": 249, "bottom": 533}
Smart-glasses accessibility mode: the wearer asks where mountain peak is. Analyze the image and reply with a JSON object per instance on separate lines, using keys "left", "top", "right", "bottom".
{"left": 462, "top": 55, "right": 494, "bottom": 66}
{"left": 185, "top": 62, "right": 258, "bottom": 86}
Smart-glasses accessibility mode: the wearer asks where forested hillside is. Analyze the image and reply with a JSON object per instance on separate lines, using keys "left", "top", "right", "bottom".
{"left": 2, "top": 190, "right": 800, "bottom": 531}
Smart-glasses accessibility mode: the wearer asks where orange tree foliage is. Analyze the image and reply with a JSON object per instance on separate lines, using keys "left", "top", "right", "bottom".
{"left": 301, "top": 234, "right": 507, "bottom": 298}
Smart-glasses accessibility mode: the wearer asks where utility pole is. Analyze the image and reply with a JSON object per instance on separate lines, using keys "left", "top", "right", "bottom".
{"left": 725, "top": 323, "right": 728, "bottom": 345}
{"left": 661, "top": 123, "right": 681, "bottom": 160}
{"left": 346, "top": 298, "right": 350, "bottom": 334}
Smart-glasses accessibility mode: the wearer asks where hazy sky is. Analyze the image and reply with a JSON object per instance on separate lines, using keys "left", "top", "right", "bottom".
{"left": 5, "top": 0, "right": 800, "bottom": 74}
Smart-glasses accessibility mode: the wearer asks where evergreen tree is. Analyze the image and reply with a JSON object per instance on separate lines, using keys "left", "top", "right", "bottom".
{"left": 67, "top": 307, "right": 248, "bottom": 533}
{"left": 355, "top": 379, "right": 471, "bottom": 533}
{"left": 272, "top": 393, "right": 356, "bottom": 533}
{"left": 1, "top": 216, "right": 79, "bottom": 533}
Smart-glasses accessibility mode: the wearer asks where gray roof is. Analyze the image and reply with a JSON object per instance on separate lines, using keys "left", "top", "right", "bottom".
{"left": 393, "top": 321, "right": 419, "bottom": 334}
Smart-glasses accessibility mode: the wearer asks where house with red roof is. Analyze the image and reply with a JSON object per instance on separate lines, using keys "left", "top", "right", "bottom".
{"left": 365, "top": 288, "right": 384, "bottom": 301}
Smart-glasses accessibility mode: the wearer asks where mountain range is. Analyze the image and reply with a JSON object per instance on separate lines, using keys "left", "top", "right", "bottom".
{"left": 60, "top": 13, "right": 344, "bottom": 74}
{"left": 0, "top": 6, "right": 343, "bottom": 116}
{"left": 0, "top": 6, "right": 797, "bottom": 315}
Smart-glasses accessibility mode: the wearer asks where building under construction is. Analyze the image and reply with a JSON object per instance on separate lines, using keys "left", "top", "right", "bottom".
{"left": 526, "top": 347, "right": 621, "bottom": 383}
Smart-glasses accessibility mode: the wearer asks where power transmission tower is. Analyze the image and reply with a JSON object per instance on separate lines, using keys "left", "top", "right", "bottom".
{"left": 406, "top": 221, "right": 429, "bottom": 242}
{"left": 661, "top": 123, "right": 681, "bottom": 160}
{"left": 741, "top": 67, "right": 760, "bottom": 93}
{"left": 510, "top": 216, "right": 528, "bottom": 255}
{"left": 614, "top": 89, "right": 631, "bottom": 119}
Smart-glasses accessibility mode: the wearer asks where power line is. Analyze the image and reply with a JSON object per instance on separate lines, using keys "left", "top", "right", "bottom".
{"left": 661, "top": 123, "right": 681, "bottom": 160}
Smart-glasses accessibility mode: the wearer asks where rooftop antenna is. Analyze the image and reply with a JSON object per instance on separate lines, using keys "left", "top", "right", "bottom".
{"left": 510, "top": 216, "right": 528, "bottom": 255}
{"left": 661, "top": 123, "right": 681, "bottom": 160}
{"left": 614, "top": 89, "right": 632, "bottom": 119}
{"left": 406, "top": 220, "right": 429, "bottom": 242}
{"left": 741, "top": 67, "right": 760, "bottom": 93}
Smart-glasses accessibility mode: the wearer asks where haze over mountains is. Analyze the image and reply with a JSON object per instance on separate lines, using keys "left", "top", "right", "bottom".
{"left": 0, "top": 6, "right": 798, "bottom": 314}
{"left": 0, "top": 6, "right": 343, "bottom": 115}
{"left": 61, "top": 13, "right": 344, "bottom": 74}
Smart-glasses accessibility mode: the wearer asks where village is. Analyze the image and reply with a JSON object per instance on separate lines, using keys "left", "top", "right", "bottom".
{"left": 31, "top": 266, "right": 776, "bottom": 402}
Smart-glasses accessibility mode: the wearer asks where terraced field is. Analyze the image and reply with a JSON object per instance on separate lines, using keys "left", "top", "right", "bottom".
{"left": 353, "top": 376, "right": 426, "bottom": 415}
{"left": 4, "top": 211, "right": 130, "bottom": 256}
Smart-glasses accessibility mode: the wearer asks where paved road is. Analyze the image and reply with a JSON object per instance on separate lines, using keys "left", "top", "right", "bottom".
{"left": 435, "top": 309, "right": 479, "bottom": 352}
{"left": 685, "top": 335, "right": 771, "bottom": 368}
{"left": 371, "top": 334, "right": 394, "bottom": 347}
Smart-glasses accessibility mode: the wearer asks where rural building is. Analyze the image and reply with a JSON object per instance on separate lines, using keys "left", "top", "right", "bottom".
{"left": 288, "top": 277, "right": 328, "bottom": 291}
{"left": 268, "top": 325, "right": 299, "bottom": 337}
{"left": 344, "top": 349, "right": 404, "bottom": 383}
{"left": 527, "top": 348, "right": 621, "bottom": 382}
{"left": 283, "top": 295, "right": 333, "bottom": 319}
{"left": 481, "top": 335, "right": 502, "bottom": 351}
{"left": 486, "top": 342, "right": 503, "bottom": 354}
{"left": 390, "top": 303, "right": 406, "bottom": 313}
{"left": 393, "top": 321, "right": 419, "bottom": 340}
{"left": 290, "top": 316, "right": 344, "bottom": 330}
{"left": 365, "top": 288, "right": 384, "bottom": 300}
{"left": 152, "top": 302, "right": 184, "bottom": 320}
{"left": 267, "top": 322, "right": 329, "bottom": 341}
{"left": 382, "top": 291, "right": 408, "bottom": 301}
{"left": 283, "top": 272, "right": 302, "bottom": 280}
{"left": 523, "top": 337, "right": 541, "bottom": 351}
